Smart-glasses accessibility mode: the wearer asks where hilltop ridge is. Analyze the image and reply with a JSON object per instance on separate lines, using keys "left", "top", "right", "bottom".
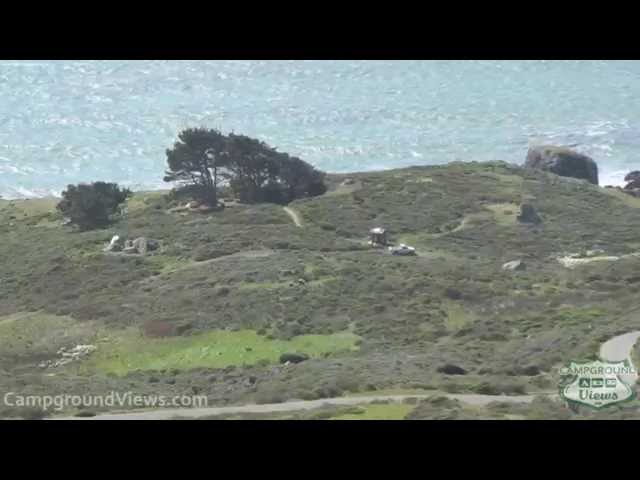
{"left": 2, "top": 160, "right": 640, "bottom": 419}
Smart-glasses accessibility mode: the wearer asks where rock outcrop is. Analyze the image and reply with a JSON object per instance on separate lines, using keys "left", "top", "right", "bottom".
{"left": 105, "top": 235, "right": 159, "bottom": 255}
{"left": 525, "top": 145, "right": 599, "bottom": 185}
{"left": 39, "top": 344, "right": 97, "bottom": 369}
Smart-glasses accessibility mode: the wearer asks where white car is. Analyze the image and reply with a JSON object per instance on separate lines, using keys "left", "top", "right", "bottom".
{"left": 389, "top": 244, "right": 416, "bottom": 256}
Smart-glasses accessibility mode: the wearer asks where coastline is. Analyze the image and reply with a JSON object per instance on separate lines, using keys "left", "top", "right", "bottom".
{"left": 0, "top": 160, "right": 633, "bottom": 201}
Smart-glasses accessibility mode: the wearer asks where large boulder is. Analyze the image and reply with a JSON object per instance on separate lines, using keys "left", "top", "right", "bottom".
{"left": 517, "top": 204, "right": 542, "bottom": 224}
{"left": 525, "top": 145, "right": 599, "bottom": 185}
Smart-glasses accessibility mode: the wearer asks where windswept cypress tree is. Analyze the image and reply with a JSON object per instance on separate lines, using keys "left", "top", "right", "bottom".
{"left": 164, "top": 128, "right": 229, "bottom": 206}
{"left": 164, "top": 127, "right": 326, "bottom": 205}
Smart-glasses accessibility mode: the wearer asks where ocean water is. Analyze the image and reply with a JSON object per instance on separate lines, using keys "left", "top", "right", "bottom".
{"left": 1, "top": 60, "right": 639, "bottom": 199}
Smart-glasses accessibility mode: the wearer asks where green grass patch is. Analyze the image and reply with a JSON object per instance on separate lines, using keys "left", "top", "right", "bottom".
{"left": 82, "top": 328, "right": 361, "bottom": 376}
{"left": 443, "top": 301, "right": 476, "bottom": 332}
{"left": 126, "top": 190, "right": 169, "bottom": 213}
{"left": 602, "top": 188, "right": 640, "bottom": 209}
{"left": 0, "top": 312, "right": 98, "bottom": 360}
{"left": 0, "top": 197, "right": 61, "bottom": 228}
{"left": 0, "top": 197, "right": 58, "bottom": 217}
{"left": 551, "top": 306, "right": 607, "bottom": 326}
{"left": 484, "top": 203, "right": 520, "bottom": 226}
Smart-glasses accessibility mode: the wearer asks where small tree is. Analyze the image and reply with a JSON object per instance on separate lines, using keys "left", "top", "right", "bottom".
{"left": 164, "top": 128, "right": 228, "bottom": 205}
{"left": 624, "top": 171, "right": 640, "bottom": 191}
{"left": 57, "top": 182, "right": 131, "bottom": 230}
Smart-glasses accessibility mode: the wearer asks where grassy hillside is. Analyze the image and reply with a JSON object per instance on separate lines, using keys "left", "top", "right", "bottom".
{"left": 2, "top": 161, "right": 640, "bottom": 418}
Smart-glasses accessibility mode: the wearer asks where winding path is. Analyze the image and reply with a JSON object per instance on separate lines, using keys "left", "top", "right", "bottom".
{"left": 599, "top": 331, "right": 640, "bottom": 386}
{"left": 51, "top": 330, "right": 640, "bottom": 420}
{"left": 283, "top": 207, "right": 303, "bottom": 228}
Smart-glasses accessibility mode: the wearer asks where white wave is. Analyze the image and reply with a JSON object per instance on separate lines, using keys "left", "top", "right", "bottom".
{"left": 0, "top": 165, "right": 23, "bottom": 175}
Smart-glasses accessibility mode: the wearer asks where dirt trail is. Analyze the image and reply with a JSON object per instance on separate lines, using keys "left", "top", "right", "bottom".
{"left": 54, "top": 392, "right": 551, "bottom": 421}
{"left": 283, "top": 207, "right": 302, "bottom": 227}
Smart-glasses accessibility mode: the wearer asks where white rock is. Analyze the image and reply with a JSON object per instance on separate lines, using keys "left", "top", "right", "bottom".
{"left": 502, "top": 260, "right": 526, "bottom": 271}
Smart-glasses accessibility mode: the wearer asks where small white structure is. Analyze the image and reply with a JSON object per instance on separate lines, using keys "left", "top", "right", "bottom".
{"left": 369, "top": 227, "right": 388, "bottom": 247}
{"left": 104, "top": 235, "right": 124, "bottom": 252}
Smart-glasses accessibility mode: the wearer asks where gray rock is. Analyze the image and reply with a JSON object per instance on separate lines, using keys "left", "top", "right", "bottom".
{"left": 517, "top": 203, "right": 542, "bottom": 224}
{"left": 42, "top": 344, "right": 97, "bottom": 369}
{"left": 525, "top": 145, "right": 599, "bottom": 185}
{"left": 502, "top": 260, "right": 526, "bottom": 271}
{"left": 132, "top": 237, "right": 148, "bottom": 255}
{"left": 113, "top": 237, "right": 160, "bottom": 255}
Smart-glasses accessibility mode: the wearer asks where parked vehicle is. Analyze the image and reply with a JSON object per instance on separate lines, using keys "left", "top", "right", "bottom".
{"left": 389, "top": 244, "right": 416, "bottom": 256}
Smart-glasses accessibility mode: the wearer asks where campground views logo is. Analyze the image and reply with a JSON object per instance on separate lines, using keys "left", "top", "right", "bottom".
{"left": 559, "top": 360, "right": 637, "bottom": 409}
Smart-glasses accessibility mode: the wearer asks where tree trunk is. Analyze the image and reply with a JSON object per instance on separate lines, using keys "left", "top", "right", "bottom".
{"left": 201, "top": 162, "right": 217, "bottom": 207}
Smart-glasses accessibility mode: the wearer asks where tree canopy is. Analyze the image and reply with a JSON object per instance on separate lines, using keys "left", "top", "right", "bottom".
{"left": 163, "top": 128, "right": 228, "bottom": 205}
{"left": 164, "top": 128, "right": 326, "bottom": 205}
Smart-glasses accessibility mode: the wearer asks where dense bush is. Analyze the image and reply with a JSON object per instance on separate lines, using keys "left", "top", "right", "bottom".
{"left": 57, "top": 182, "right": 131, "bottom": 230}
{"left": 224, "top": 134, "right": 327, "bottom": 204}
